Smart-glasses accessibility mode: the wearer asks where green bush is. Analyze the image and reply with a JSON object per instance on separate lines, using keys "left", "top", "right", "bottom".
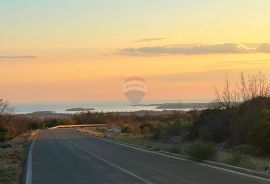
{"left": 185, "top": 141, "right": 216, "bottom": 160}
{"left": 248, "top": 111, "right": 270, "bottom": 155}
{"left": 0, "top": 126, "right": 12, "bottom": 141}
{"left": 193, "top": 108, "right": 232, "bottom": 143}
{"left": 218, "top": 151, "right": 255, "bottom": 169}
{"left": 155, "top": 120, "right": 193, "bottom": 141}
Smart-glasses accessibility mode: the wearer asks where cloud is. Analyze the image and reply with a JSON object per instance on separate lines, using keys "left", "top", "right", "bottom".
{"left": 117, "top": 43, "right": 270, "bottom": 56}
{"left": 256, "top": 43, "right": 270, "bottom": 53}
{"left": 0, "top": 55, "right": 38, "bottom": 59}
{"left": 145, "top": 71, "right": 229, "bottom": 83}
{"left": 135, "top": 37, "right": 169, "bottom": 43}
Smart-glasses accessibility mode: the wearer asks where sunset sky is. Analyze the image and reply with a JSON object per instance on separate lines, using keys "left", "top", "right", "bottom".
{"left": 1, "top": 0, "right": 270, "bottom": 103}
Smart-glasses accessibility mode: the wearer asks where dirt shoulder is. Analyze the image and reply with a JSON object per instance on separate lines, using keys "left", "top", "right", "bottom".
{"left": 0, "top": 131, "right": 38, "bottom": 184}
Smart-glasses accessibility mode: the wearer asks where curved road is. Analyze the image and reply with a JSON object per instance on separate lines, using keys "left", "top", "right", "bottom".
{"left": 31, "top": 129, "right": 268, "bottom": 184}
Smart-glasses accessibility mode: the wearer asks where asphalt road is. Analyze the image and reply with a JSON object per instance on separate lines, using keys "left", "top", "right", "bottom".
{"left": 32, "top": 129, "right": 268, "bottom": 184}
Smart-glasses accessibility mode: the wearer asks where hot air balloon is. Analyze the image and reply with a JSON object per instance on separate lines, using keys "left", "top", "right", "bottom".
{"left": 123, "top": 77, "right": 147, "bottom": 105}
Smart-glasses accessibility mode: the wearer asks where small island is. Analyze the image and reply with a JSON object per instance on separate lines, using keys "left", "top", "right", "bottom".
{"left": 65, "top": 108, "right": 95, "bottom": 112}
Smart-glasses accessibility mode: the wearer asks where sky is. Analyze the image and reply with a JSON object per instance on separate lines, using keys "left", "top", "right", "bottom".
{"left": 1, "top": 0, "right": 270, "bottom": 103}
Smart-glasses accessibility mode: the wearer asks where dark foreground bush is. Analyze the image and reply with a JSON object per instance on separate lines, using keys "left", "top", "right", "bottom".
{"left": 0, "top": 126, "right": 12, "bottom": 142}
{"left": 185, "top": 141, "right": 216, "bottom": 160}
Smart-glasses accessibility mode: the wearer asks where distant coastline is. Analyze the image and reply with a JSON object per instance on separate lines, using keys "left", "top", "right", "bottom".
{"left": 134, "top": 102, "right": 216, "bottom": 109}
{"left": 13, "top": 100, "right": 213, "bottom": 114}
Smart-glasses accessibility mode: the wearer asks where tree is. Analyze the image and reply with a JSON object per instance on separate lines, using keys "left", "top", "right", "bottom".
{"left": 215, "top": 71, "right": 270, "bottom": 109}
{"left": 238, "top": 71, "right": 270, "bottom": 101}
{"left": 0, "top": 99, "right": 14, "bottom": 141}
{"left": 0, "top": 99, "right": 14, "bottom": 126}
{"left": 215, "top": 74, "right": 238, "bottom": 109}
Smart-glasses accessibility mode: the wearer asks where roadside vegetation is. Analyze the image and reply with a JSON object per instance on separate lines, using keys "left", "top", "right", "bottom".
{"left": 108, "top": 72, "right": 270, "bottom": 173}
{"left": 0, "top": 99, "right": 42, "bottom": 184}
{"left": 0, "top": 131, "right": 37, "bottom": 184}
{"left": 40, "top": 72, "right": 270, "bottom": 172}
{"left": 0, "top": 99, "right": 43, "bottom": 142}
{"left": 1, "top": 71, "right": 270, "bottom": 181}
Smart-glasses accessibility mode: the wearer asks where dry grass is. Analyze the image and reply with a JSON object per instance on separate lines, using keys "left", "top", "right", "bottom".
{"left": 111, "top": 134, "right": 182, "bottom": 153}
{"left": 251, "top": 157, "right": 270, "bottom": 172}
{"left": 217, "top": 152, "right": 270, "bottom": 172}
{"left": 111, "top": 135, "right": 270, "bottom": 173}
{"left": 76, "top": 127, "right": 105, "bottom": 137}
{"left": 0, "top": 131, "right": 38, "bottom": 184}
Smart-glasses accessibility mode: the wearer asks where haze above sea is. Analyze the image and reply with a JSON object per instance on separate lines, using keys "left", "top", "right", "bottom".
{"left": 12, "top": 99, "right": 212, "bottom": 114}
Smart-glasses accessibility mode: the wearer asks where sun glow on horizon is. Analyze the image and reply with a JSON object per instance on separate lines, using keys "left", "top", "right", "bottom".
{"left": 1, "top": 0, "right": 270, "bottom": 103}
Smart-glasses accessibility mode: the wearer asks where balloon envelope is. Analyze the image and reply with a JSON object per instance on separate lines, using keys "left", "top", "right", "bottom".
{"left": 123, "top": 77, "right": 146, "bottom": 105}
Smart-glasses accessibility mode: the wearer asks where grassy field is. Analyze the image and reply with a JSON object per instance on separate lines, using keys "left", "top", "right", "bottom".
{"left": 0, "top": 131, "right": 37, "bottom": 184}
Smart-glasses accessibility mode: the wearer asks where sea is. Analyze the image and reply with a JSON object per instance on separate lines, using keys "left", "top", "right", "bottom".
{"left": 12, "top": 99, "right": 211, "bottom": 114}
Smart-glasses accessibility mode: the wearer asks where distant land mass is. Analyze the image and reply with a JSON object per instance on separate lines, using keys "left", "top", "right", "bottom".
{"left": 24, "top": 111, "right": 72, "bottom": 119}
{"left": 135, "top": 102, "right": 218, "bottom": 109}
{"left": 23, "top": 110, "right": 180, "bottom": 118}
{"left": 65, "top": 108, "right": 95, "bottom": 112}
{"left": 18, "top": 103, "right": 222, "bottom": 119}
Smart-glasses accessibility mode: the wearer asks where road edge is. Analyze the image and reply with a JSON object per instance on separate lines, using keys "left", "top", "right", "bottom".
{"left": 22, "top": 136, "right": 37, "bottom": 184}
{"left": 91, "top": 135, "right": 270, "bottom": 181}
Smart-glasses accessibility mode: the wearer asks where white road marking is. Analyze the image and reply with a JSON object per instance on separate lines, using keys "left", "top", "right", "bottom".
{"left": 198, "top": 162, "right": 270, "bottom": 182}
{"left": 90, "top": 135, "right": 270, "bottom": 183}
{"left": 25, "top": 139, "right": 36, "bottom": 184}
{"left": 63, "top": 137, "right": 154, "bottom": 184}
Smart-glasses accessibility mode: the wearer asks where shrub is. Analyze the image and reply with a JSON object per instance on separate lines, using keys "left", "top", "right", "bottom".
{"left": 141, "top": 126, "right": 151, "bottom": 137}
{"left": 185, "top": 141, "right": 216, "bottom": 160}
{"left": 121, "top": 124, "right": 133, "bottom": 134}
{"left": 140, "top": 122, "right": 155, "bottom": 137}
{"left": 121, "top": 124, "right": 141, "bottom": 135}
{"left": 140, "top": 122, "right": 154, "bottom": 132}
{"left": 218, "top": 151, "right": 255, "bottom": 169}
{"left": 164, "top": 120, "right": 183, "bottom": 137}
{"left": 169, "top": 146, "right": 181, "bottom": 154}
{"left": 151, "top": 123, "right": 165, "bottom": 139}
{"left": 0, "top": 126, "right": 12, "bottom": 141}
{"left": 193, "top": 109, "right": 232, "bottom": 143}
{"left": 248, "top": 111, "right": 270, "bottom": 155}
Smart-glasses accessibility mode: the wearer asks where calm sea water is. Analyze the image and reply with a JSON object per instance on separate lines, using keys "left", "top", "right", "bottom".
{"left": 13, "top": 99, "right": 211, "bottom": 114}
